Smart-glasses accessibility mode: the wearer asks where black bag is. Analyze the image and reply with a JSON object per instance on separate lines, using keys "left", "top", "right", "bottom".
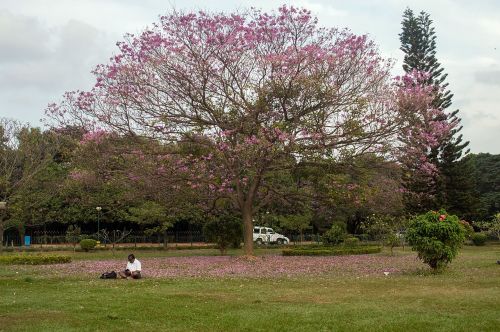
{"left": 100, "top": 271, "right": 117, "bottom": 279}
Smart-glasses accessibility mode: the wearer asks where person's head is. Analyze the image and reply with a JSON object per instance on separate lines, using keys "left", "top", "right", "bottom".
{"left": 128, "top": 254, "right": 135, "bottom": 263}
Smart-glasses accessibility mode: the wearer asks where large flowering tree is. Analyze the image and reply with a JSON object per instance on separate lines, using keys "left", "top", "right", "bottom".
{"left": 47, "top": 6, "right": 444, "bottom": 255}
{"left": 396, "top": 70, "right": 455, "bottom": 211}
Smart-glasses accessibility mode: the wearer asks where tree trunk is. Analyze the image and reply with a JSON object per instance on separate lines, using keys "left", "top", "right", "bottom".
{"left": 163, "top": 230, "right": 168, "bottom": 250}
{"left": 242, "top": 206, "right": 254, "bottom": 256}
{"left": 0, "top": 222, "right": 4, "bottom": 253}
{"left": 18, "top": 226, "right": 25, "bottom": 247}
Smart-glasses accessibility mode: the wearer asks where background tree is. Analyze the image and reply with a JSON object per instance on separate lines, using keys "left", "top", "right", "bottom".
{"left": 468, "top": 153, "right": 500, "bottom": 220}
{"left": 65, "top": 224, "right": 81, "bottom": 251}
{"left": 203, "top": 213, "right": 243, "bottom": 255}
{"left": 0, "top": 119, "right": 59, "bottom": 251}
{"left": 275, "top": 213, "right": 312, "bottom": 242}
{"left": 325, "top": 156, "right": 404, "bottom": 234}
{"left": 127, "top": 201, "right": 173, "bottom": 248}
{"left": 399, "top": 8, "right": 472, "bottom": 216}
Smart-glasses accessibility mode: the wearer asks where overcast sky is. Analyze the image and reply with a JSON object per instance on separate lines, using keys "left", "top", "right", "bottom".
{"left": 1, "top": 0, "right": 499, "bottom": 153}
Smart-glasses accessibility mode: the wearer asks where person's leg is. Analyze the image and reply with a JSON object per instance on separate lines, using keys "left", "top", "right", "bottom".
{"left": 118, "top": 270, "right": 130, "bottom": 279}
{"left": 131, "top": 271, "right": 141, "bottom": 279}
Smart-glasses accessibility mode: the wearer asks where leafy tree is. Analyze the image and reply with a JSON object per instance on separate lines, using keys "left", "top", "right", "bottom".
{"left": 128, "top": 201, "right": 172, "bottom": 248}
{"left": 474, "top": 213, "right": 500, "bottom": 240}
{"left": 469, "top": 153, "right": 500, "bottom": 220}
{"left": 303, "top": 155, "right": 404, "bottom": 234}
{"left": 203, "top": 214, "right": 243, "bottom": 255}
{"left": 0, "top": 119, "right": 59, "bottom": 251}
{"left": 360, "top": 214, "right": 406, "bottom": 244}
{"left": 275, "top": 213, "right": 312, "bottom": 242}
{"left": 9, "top": 161, "right": 70, "bottom": 230}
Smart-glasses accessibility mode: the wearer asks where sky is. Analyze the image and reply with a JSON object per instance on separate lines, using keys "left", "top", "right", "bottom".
{"left": 0, "top": 0, "right": 499, "bottom": 153}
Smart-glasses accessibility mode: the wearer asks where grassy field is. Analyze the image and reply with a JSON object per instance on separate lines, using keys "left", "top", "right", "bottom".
{"left": 0, "top": 245, "right": 499, "bottom": 331}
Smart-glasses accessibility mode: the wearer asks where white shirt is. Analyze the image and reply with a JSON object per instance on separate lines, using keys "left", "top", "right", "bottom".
{"left": 126, "top": 259, "right": 141, "bottom": 272}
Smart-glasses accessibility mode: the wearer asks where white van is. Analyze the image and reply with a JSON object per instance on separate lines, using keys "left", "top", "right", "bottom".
{"left": 253, "top": 226, "right": 289, "bottom": 245}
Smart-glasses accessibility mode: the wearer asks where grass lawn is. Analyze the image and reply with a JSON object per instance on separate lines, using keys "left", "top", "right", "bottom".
{"left": 0, "top": 245, "right": 499, "bottom": 331}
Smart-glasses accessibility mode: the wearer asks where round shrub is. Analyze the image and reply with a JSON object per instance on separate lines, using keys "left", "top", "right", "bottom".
{"left": 406, "top": 210, "right": 465, "bottom": 270}
{"left": 322, "top": 224, "right": 345, "bottom": 246}
{"left": 80, "top": 239, "right": 97, "bottom": 252}
{"left": 471, "top": 233, "right": 487, "bottom": 246}
{"left": 344, "top": 236, "right": 360, "bottom": 247}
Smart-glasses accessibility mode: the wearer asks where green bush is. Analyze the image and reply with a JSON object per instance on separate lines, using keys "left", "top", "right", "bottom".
{"left": 282, "top": 246, "right": 381, "bottom": 256}
{"left": 322, "top": 224, "right": 345, "bottom": 246}
{"left": 356, "top": 234, "right": 371, "bottom": 242}
{"left": 203, "top": 214, "right": 243, "bottom": 254}
{"left": 406, "top": 210, "right": 465, "bottom": 270}
{"left": 80, "top": 239, "right": 97, "bottom": 252}
{"left": 459, "top": 220, "right": 474, "bottom": 240}
{"left": 0, "top": 255, "right": 71, "bottom": 265}
{"left": 344, "top": 236, "right": 360, "bottom": 247}
{"left": 471, "top": 233, "right": 487, "bottom": 246}
{"left": 385, "top": 233, "right": 400, "bottom": 255}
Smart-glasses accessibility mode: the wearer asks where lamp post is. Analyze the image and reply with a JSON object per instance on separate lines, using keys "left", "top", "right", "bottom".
{"left": 96, "top": 206, "right": 102, "bottom": 241}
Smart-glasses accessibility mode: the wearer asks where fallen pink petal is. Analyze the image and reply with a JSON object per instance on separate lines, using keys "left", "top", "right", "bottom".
{"left": 16, "top": 254, "right": 423, "bottom": 279}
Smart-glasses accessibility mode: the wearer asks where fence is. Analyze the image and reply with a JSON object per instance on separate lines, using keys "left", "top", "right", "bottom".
{"left": 1, "top": 230, "right": 207, "bottom": 247}
{"left": 2, "top": 230, "right": 322, "bottom": 248}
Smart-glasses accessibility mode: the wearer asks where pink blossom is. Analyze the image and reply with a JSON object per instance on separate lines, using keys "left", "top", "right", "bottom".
{"left": 80, "top": 129, "right": 108, "bottom": 145}
{"left": 69, "top": 170, "right": 85, "bottom": 181}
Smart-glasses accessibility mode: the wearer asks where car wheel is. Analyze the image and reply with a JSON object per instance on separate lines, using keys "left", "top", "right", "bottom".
{"left": 255, "top": 238, "right": 263, "bottom": 245}
{"left": 277, "top": 239, "right": 284, "bottom": 245}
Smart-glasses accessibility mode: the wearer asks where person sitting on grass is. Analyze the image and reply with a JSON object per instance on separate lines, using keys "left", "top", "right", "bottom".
{"left": 119, "top": 254, "right": 141, "bottom": 279}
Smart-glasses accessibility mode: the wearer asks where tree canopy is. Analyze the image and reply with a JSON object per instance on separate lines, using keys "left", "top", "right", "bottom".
{"left": 46, "top": 6, "right": 446, "bottom": 255}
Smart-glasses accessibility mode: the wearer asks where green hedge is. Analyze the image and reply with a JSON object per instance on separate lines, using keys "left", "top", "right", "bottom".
{"left": 471, "top": 233, "right": 487, "bottom": 246}
{"left": 80, "top": 239, "right": 97, "bottom": 252}
{"left": 282, "top": 246, "right": 382, "bottom": 256}
{"left": 0, "top": 255, "right": 72, "bottom": 265}
{"left": 0, "top": 244, "right": 219, "bottom": 253}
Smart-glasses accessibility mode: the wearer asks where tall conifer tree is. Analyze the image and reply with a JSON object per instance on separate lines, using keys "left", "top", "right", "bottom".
{"left": 399, "top": 8, "right": 475, "bottom": 217}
